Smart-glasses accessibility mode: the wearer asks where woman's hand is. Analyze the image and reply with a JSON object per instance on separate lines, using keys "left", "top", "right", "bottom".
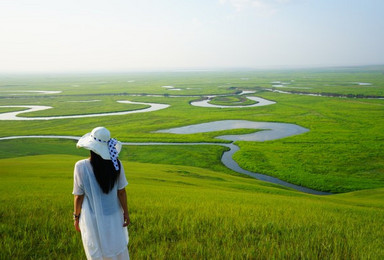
{"left": 118, "top": 188, "right": 130, "bottom": 227}
{"left": 123, "top": 212, "right": 130, "bottom": 227}
{"left": 74, "top": 219, "right": 81, "bottom": 232}
{"left": 73, "top": 195, "right": 84, "bottom": 232}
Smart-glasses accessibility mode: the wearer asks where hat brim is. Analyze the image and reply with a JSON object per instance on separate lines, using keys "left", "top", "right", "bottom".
{"left": 76, "top": 132, "right": 122, "bottom": 160}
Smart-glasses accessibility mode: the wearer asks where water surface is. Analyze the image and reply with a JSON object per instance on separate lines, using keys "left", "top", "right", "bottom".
{"left": 190, "top": 96, "right": 276, "bottom": 108}
{"left": 156, "top": 120, "right": 309, "bottom": 141}
{"left": 0, "top": 101, "right": 169, "bottom": 120}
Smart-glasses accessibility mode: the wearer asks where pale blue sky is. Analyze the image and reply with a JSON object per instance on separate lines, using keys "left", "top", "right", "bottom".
{"left": 0, "top": 0, "right": 383, "bottom": 72}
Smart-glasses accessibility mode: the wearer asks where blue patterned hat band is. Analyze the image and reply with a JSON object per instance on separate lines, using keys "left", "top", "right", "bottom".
{"left": 107, "top": 138, "right": 120, "bottom": 171}
{"left": 92, "top": 135, "right": 107, "bottom": 143}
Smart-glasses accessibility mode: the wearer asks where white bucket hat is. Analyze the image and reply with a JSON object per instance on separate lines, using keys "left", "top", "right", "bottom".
{"left": 77, "top": 127, "right": 122, "bottom": 170}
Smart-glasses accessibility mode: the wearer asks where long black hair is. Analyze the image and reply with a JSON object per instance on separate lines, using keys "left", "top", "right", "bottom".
{"left": 90, "top": 151, "right": 121, "bottom": 194}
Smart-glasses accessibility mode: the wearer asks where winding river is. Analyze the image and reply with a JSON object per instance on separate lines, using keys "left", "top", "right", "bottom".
{"left": 155, "top": 120, "right": 309, "bottom": 141}
{"left": 0, "top": 101, "right": 169, "bottom": 120}
{"left": 0, "top": 92, "right": 333, "bottom": 194}
{"left": 155, "top": 120, "right": 329, "bottom": 195}
{"left": 190, "top": 96, "right": 276, "bottom": 108}
{"left": 1, "top": 85, "right": 380, "bottom": 195}
{"left": 0, "top": 95, "right": 276, "bottom": 120}
{"left": 0, "top": 120, "right": 330, "bottom": 195}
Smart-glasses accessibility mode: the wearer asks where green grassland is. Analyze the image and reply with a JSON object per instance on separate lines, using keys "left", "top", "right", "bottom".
{"left": 209, "top": 95, "right": 258, "bottom": 106}
{"left": 2, "top": 66, "right": 384, "bottom": 96}
{"left": 0, "top": 107, "right": 29, "bottom": 113}
{"left": 0, "top": 155, "right": 383, "bottom": 259}
{"left": 0, "top": 76, "right": 383, "bottom": 192}
{"left": 1, "top": 67, "right": 384, "bottom": 258}
{"left": 0, "top": 139, "right": 234, "bottom": 175}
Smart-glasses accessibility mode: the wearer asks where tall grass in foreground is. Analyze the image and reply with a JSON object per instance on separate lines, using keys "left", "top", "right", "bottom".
{"left": 1, "top": 155, "right": 383, "bottom": 259}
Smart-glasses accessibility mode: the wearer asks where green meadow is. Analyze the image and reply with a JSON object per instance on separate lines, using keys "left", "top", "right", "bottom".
{"left": 209, "top": 95, "right": 258, "bottom": 106}
{"left": 1, "top": 155, "right": 383, "bottom": 259}
{"left": 0, "top": 154, "right": 384, "bottom": 259}
{"left": 0, "top": 66, "right": 383, "bottom": 259}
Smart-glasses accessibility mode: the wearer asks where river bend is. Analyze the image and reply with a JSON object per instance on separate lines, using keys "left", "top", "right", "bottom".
{"left": 0, "top": 120, "right": 331, "bottom": 195}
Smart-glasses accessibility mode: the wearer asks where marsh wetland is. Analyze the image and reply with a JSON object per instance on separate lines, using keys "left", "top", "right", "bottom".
{"left": 1, "top": 66, "right": 383, "bottom": 259}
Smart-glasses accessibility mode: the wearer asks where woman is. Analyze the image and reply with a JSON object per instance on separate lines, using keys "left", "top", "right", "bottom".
{"left": 72, "top": 126, "right": 130, "bottom": 260}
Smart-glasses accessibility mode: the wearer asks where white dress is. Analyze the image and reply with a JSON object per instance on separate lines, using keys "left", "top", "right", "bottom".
{"left": 73, "top": 159, "right": 129, "bottom": 260}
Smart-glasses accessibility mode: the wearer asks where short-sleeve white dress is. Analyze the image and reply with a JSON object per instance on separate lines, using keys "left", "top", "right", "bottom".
{"left": 73, "top": 159, "right": 129, "bottom": 260}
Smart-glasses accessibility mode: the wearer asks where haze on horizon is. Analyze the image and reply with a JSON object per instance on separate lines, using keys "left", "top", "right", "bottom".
{"left": 1, "top": 0, "right": 383, "bottom": 73}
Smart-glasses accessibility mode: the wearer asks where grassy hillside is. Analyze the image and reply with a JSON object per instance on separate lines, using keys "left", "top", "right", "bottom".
{"left": 0, "top": 154, "right": 383, "bottom": 259}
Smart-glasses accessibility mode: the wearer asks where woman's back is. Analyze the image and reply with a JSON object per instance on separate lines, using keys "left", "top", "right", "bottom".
{"left": 73, "top": 159, "right": 129, "bottom": 259}
{"left": 73, "top": 126, "right": 130, "bottom": 259}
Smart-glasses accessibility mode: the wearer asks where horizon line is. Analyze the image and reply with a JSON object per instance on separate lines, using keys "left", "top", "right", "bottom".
{"left": 0, "top": 64, "right": 383, "bottom": 75}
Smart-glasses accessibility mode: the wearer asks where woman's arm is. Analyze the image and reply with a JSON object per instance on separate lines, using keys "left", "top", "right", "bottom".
{"left": 117, "top": 188, "right": 130, "bottom": 227}
{"left": 73, "top": 195, "right": 84, "bottom": 232}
